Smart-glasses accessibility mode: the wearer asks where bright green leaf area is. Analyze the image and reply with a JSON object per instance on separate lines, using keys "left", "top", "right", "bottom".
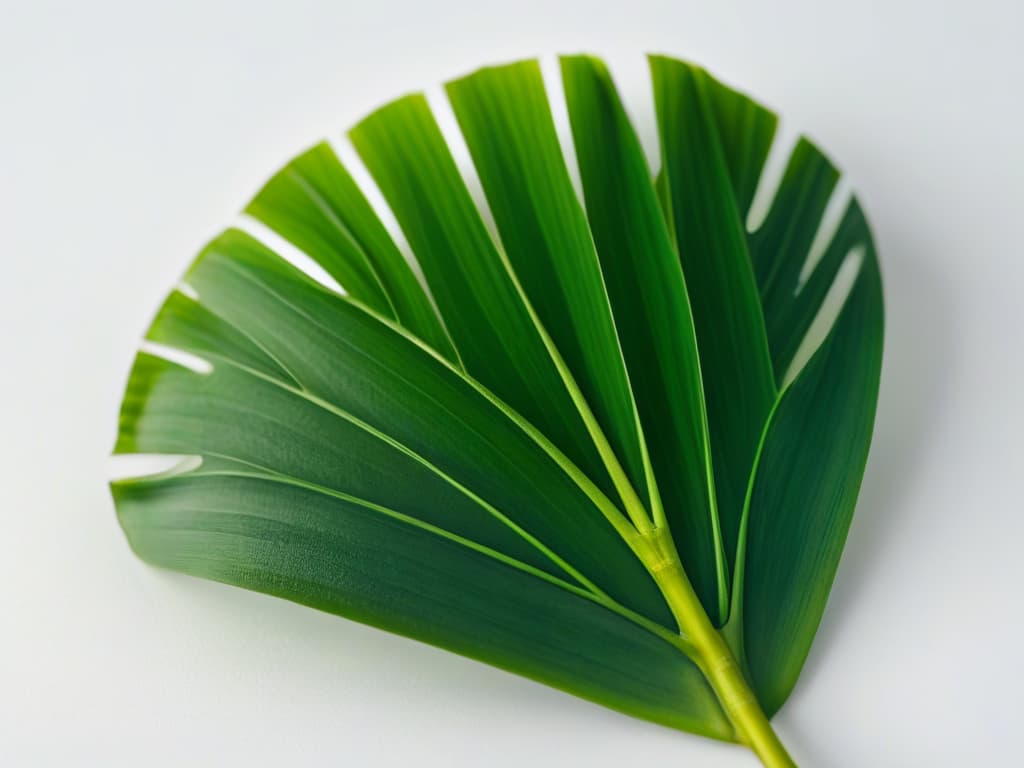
{"left": 113, "top": 53, "right": 884, "bottom": 753}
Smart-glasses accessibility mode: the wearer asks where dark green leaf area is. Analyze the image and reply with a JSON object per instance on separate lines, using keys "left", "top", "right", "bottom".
{"left": 114, "top": 472, "right": 733, "bottom": 740}
{"left": 749, "top": 139, "right": 841, "bottom": 382}
{"left": 650, "top": 56, "right": 777, "bottom": 584}
{"left": 350, "top": 95, "right": 620, "bottom": 505}
{"left": 116, "top": 352, "right": 563, "bottom": 579}
{"left": 560, "top": 55, "right": 724, "bottom": 621}
{"left": 446, "top": 61, "right": 650, "bottom": 507}
{"left": 743, "top": 232, "right": 883, "bottom": 715}
{"left": 125, "top": 230, "right": 676, "bottom": 628}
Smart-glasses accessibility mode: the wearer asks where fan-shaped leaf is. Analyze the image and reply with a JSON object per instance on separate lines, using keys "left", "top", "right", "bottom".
{"left": 112, "top": 54, "right": 884, "bottom": 767}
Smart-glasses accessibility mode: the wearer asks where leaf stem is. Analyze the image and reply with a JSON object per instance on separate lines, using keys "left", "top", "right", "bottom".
{"left": 638, "top": 531, "right": 795, "bottom": 767}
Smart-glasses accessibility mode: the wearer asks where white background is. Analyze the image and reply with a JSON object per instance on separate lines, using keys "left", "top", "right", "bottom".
{"left": 2, "top": 1, "right": 1022, "bottom": 765}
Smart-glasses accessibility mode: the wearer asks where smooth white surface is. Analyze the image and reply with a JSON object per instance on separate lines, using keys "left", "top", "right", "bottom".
{"left": 2, "top": 1, "right": 1022, "bottom": 765}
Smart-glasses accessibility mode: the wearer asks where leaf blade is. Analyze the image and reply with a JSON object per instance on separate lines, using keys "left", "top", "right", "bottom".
{"left": 650, "top": 56, "right": 778, "bottom": 589}
{"left": 739, "top": 211, "right": 884, "bottom": 714}
{"left": 245, "top": 142, "right": 457, "bottom": 359}
{"left": 348, "top": 94, "right": 622, "bottom": 505}
{"left": 559, "top": 55, "right": 726, "bottom": 621}
{"left": 114, "top": 470, "right": 734, "bottom": 739}
{"left": 127, "top": 229, "right": 677, "bottom": 626}
{"left": 749, "top": 138, "right": 842, "bottom": 381}
{"left": 445, "top": 60, "right": 653, "bottom": 517}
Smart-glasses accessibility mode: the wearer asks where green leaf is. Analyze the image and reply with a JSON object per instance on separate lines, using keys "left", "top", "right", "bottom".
{"left": 135, "top": 229, "right": 675, "bottom": 625}
{"left": 738, "top": 206, "right": 884, "bottom": 716}
{"left": 245, "top": 142, "right": 457, "bottom": 360}
{"left": 446, "top": 60, "right": 655, "bottom": 526}
{"left": 348, "top": 93, "right": 629, "bottom": 509}
{"left": 650, "top": 56, "right": 779, "bottom": 583}
{"left": 749, "top": 139, "right": 842, "bottom": 381}
{"left": 116, "top": 227, "right": 727, "bottom": 737}
{"left": 559, "top": 55, "right": 726, "bottom": 622}
{"left": 114, "top": 471, "right": 732, "bottom": 739}
{"left": 112, "top": 54, "right": 885, "bottom": 766}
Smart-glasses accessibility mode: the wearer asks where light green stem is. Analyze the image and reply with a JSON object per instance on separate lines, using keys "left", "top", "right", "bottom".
{"left": 637, "top": 533, "right": 795, "bottom": 768}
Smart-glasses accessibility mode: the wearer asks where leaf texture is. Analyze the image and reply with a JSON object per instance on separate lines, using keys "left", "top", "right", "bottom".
{"left": 560, "top": 55, "right": 726, "bottom": 622}
{"left": 115, "top": 471, "right": 731, "bottom": 738}
{"left": 112, "top": 53, "right": 885, "bottom": 749}
{"left": 740, "top": 214, "right": 884, "bottom": 715}
{"left": 650, "top": 57, "right": 779, "bottom": 584}
{"left": 245, "top": 142, "right": 457, "bottom": 359}
{"left": 447, "top": 61, "right": 655, "bottom": 523}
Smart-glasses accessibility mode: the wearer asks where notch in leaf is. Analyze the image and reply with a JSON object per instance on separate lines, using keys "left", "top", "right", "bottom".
{"left": 112, "top": 53, "right": 883, "bottom": 767}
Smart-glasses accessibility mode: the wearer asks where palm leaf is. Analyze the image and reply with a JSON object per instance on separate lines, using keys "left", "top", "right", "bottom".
{"left": 112, "top": 53, "right": 884, "bottom": 766}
